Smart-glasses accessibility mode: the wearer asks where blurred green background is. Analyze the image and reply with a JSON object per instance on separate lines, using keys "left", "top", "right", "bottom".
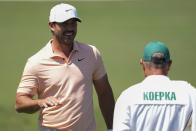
{"left": 0, "top": 0, "right": 195, "bottom": 130}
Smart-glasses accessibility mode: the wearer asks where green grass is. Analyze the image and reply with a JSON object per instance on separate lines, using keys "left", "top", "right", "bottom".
{"left": 0, "top": 1, "right": 196, "bottom": 130}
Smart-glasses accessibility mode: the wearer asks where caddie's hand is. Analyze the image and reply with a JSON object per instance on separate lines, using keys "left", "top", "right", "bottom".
{"left": 38, "top": 96, "right": 61, "bottom": 108}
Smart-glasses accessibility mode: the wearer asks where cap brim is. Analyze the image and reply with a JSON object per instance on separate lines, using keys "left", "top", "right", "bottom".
{"left": 74, "top": 17, "right": 81, "bottom": 22}
{"left": 49, "top": 17, "right": 81, "bottom": 23}
{"left": 62, "top": 17, "right": 82, "bottom": 23}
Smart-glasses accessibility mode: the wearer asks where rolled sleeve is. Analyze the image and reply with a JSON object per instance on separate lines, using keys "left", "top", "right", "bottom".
{"left": 17, "top": 60, "right": 38, "bottom": 96}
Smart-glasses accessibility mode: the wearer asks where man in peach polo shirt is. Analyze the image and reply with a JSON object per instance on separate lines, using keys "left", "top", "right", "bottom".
{"left": 15, "top": 3, "right": 115, "bottom": 131}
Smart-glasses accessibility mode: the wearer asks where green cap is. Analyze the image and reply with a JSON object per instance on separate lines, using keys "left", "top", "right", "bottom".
{"left": 143, "top": 41, "right": 170, "bottom": 63}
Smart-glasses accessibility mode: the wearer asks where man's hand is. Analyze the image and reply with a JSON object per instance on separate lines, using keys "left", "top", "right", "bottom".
{"left": 38, "top": 96, "right": 62, "bottom": 108}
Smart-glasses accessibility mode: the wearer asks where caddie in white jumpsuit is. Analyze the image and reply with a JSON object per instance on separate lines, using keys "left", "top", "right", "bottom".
{"left": 113, "top": 41, "right": 196, "bottom": 131}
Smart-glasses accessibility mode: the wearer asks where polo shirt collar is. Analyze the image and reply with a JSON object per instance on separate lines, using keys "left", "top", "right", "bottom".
{"left": 142, "top": 75, "right": 170, "bottom": 84}
{"left": 46, "top": 40, "right": 79, "bottom": 59}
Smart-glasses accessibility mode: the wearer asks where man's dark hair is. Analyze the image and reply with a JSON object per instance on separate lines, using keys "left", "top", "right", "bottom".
{"left": 145, "top": 53, "right": 169, "bottom": 68}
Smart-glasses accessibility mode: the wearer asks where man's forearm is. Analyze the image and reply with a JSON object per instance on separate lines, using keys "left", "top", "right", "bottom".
{"left": 15, "top": 94, "right": 40, "bottom": 114}
{"left": 93, "top": 74, "right": 115, "bottom": 129}
{"left": 15, "top": 93, "right": 62, "bottom": 114}
{"left": 98, "top": 90, "right": 115, "bottom": 129}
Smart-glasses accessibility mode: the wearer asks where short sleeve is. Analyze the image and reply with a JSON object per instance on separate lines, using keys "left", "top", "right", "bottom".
{"left": 113, "top": 93, "right": 131, "bottom": 131}
{"left": 17, "top": 60, "right": 38, "bottom": 96}
{"left": 92, "top": 46, "right": 106, "bottom": 80}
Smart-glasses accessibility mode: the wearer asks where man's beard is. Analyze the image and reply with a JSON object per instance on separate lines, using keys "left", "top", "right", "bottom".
{"left": 54, "top": 31, "right": 76, "bottom": 45}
